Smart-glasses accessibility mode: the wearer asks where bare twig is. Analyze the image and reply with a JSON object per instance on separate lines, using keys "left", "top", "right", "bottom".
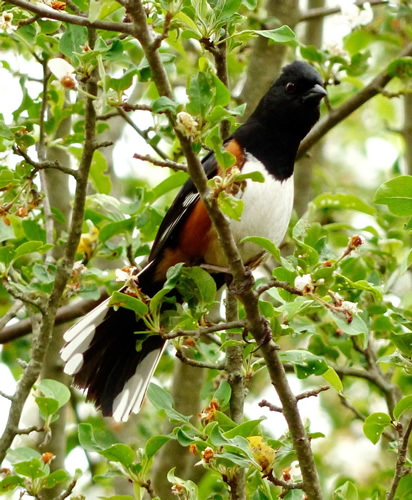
{"left": 298, "top": 0, "right": 387, "bottom": 22}
{"left": 256, "top": 278, "right": 304, "bottom": 297}
{"left": 6, "top": 0, "right": 133, "bottom": 33}
{"left": 0, "top": 390, "right": 14, "bottom": 401}
{"left": 0, "top": 300, "right": 24, "bottom": 331}
{"left": 16, "top": 425, "right": 44, "bottom": 435}
{"left": 133, "top": 152, "right": 187, "bottom": 172}
{"left": 0, "top": 291, "right": 108, "bottom": 344}
{"left": 2, "top": 279, "right": 46, "bottom": 314}
{"left": 298, "top": 42, "right": 412, "bottom": 158}
{"left": 13, "top": 145, "right": 79, "bottom": 179}
{"left": 117, "top": 108, "right": 169, "bottom": 160}
{"left": 162, "top": 320, "right": 245, "bottom": 340}
{"left": 17, "top": 14, "right": 40, "bottom": 26}
{"left": 266, "top": 470, "right": 304, "bottom": 492}
{"left": 0, "top": 27, "right": 100, "bottom": 465}
{"left": 259, "top": 399, "right": 283, "bottom": 413}
{"left": 296, "top": 386, "right": 330, "bottom": 401}
{"left": 175, "top": 349, "right": 225, "bottom": 370}
{"left": 56, "top": 477, "right": 78, "bottom": 500}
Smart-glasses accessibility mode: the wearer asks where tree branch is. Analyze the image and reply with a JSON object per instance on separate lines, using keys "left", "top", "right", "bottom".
{"left": 298, "top": 0, "right": 387, "bottom": 23}
{"left": 6, "top": 0, "right": 133, "bottom": 33}
{"left": 298, "top": 41, "right": 412, "bottom": 158}
{"left": 0, "top": 291, "right": 108, "bottom": 344}
{"left": 387, "top": 418, "right": 412, "bottom": 500}
{"left": 0, "top": 27, "right": 100, "bottom": 465}
{"left": 162, "top": 320, "right": 245, "bottom": 340}
{"left": 13, "top": 145, "right": 80, "bottom": 179}
{"left": 133, "top": 153, "right": 187, "bottom": 172}
{"left": 175, "top": 349, "right": 225, "bottom": 370}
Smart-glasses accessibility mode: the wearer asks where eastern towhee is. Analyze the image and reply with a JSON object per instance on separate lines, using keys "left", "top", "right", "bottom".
{"left": 62, "top": 61, "right": 326, "bottom": 421}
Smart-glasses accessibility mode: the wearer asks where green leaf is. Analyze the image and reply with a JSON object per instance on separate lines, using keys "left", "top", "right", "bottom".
{"left": 387, "top": 57, "right": 412, "bottom": 79}
{"left": 35, "top": 396, "right": 59, "bottom": 417}
{"left": 0, "top": 245, "right": 14, "bottom": 268}
{"left": 321, "top": 366, "right": 343, "bottom": 392}
{"left": 213, "top": 75, "right": 231, "bottom": 107}
{"left": 167, "top": 468, "right": 198, "bottom": 500}
{"left": 278, "top": 350, "right": 328, "bottom": 378}
{"left": 59, "top": 24, "right": 88, "bottom": 65}
{"left": 99, "top": 444, "right": 135, "bottom": 467}
{"left": 13, "top": 240, "right": 43, "bottom": 260}
{"left": 78, "top": 423, "right": 103, "bottom": 452}
{"left": 152, "top": 171, "right": 189, "bottom": 200}
{"left": 147, "top": 383, "right": 174, "bottom": 410}
{"left": 333, "top": 480, "right": 358, "bottom": 500}
{"left": 182, "top": 266, "right": 217, "bottom": 305}
{"left": 186, "top": 72, "right": 214, "bottom": 118}
{"left": 99, "top": 217, "right": 136, "bottom": 243}
{"left": 108, "top": 68, "right": 137, "bottom": 93}
{"left": 152, "top": 96, "right": 178, "bottom": 114}
{"left": 88, "top": 0, "right": 102, "bottom": 22}
{"left": 254, "top": 25, "right": 296, "bottom": 44}
{"left": 42, "top": 469, "right": 69, "bottom": 489}
{"left": 373, "top": 176, "right": 412, "bottom": 216}
{"left": 213, "top": 380, "right": 232, "bottom": 409}
{"left": 37, "top": 379, "right": 71, "bottom": 408}
{"left": 313, "top": 192, "right": 376, "bottom": 215}
{"left": 363, "top": 412, "right": 392, "bottom": 444}
{"left": 328, "top": 310, "right": 369, "bottom": 348}
{"left": 224, "top": 419, "right": 264, "bottom": 439}
{"left": 150, "top": 264, "right": 183, "bottom": 317}
{"left": 90, "top": 150, "right": 112, "bottom": 195}
{"left": 393, "top": 395, "right": 412, "bottom": 421}
{"left": 300, "top": 44, "right": 325, "bottom": 64}
{"left": 0, "top": 475, "right": 25, "bottom": 491}
{"left": 235, "top": 171, "right": 265, "bottom": 183}
{"left": 99, "top": 496, "right": 135, "bottom": 500}
{"left": 240, "top": 235, "right": 280, "bottom": 262}
{"left": 109, "top": 291, "right": 148, "bottom": 317}
{"left": 218, "top": 191, "right": 244, "bottom": 221}
{"left": 145, "top": 435, "right": 171, "bottom": 460}
{"left": 6, "top": 447, "right": 41, "bottom": 464}
{"left": 14, "top": 458, "right": 46, "bottom": 479}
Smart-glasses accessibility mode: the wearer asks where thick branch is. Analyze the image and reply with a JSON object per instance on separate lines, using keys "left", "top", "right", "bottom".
{"left": 298, "top": 0, "right": 387, "bottom": 22}
{"left": 387, "top": 418, "right": 412, "bottom": 500}
{"left": 0, "top": 292, "right": 108, "bottom": 344}
{"left": 0, "top": 28, "right": 100, "bottom": 465}
{"left": 298, "top": 42, "right": 412, "bottom": 158}
{"left": 6, "top": 0, "right": 133, "bottom": 33}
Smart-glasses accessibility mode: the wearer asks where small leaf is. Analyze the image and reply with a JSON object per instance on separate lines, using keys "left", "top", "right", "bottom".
{"left": 313, "top": 192, "right": 376, "bottom": 215}
{"left": 147, "top": 383, "right": 174, "bottom": 410}
{"left": 279, "top": 350, "right": 328, "bottom": 378}
{"left": 254, "top": 25, "right": 296, "bottom": 43}
{"left": 6, "top": 447, "right": 41, "bottom": 464}
{"left": 0, "top": 475, "right": 25, "bottom": 491}
{"left": 240, "top": 235, "right": 280, "bottom": 262}
{"left": 321, "top": 367, "right": 343, "bottom": 392}
{"left": 145, "top": 435, "right": 171, "bottom": 460}
{"left": 152, "top": 171, "right": 189, "bottom": 200}
{"left": 363, "top": 412, "right": 392, "bottom": 444}
{"left": 108, "top": 291, "right": 148, "bottom": 317}
{"left": 213, "top": 380, "right": 232, "bottom": 409}
{"left": 14, "top": 458, "right": 46, "bottom": 479}
{"left": 37, "top": 379, "right": 71, "bottom": 408}
{"left": 99, "top": 444, "right": 135, "bottom": 467}
{"left": 35, "top": 397, "right": 59, "bottom": 417}
{"left": 333, "top": 480, "right": 358, "bottom": 500}
{"left": 218, "top": 191, "right": 244, "bottom": 221}
{"left": 14, "top": 240, "right": 43, "bottom": 260}
{"left": 373, "top": 175, "right": 412, "bottom": 216}
{"left": 224, "top": 419, "right": 264, "bottom": 439}
{"left": 78, "top": 423, "right": 102, "bottom": 452}
{"left": 42, "top": 469, "right": 69, "bottom": 489}
{"left": 393, "top": 395, "right": 412, "bottom": 421}
{"left": 90, "top": 150, "right": 112, "bottom": 195}
{"left": 99, "top": 218, "right": 136, "bottom": 243}
{"left": 152, "top": 96, "right": 178, "bottom": 114}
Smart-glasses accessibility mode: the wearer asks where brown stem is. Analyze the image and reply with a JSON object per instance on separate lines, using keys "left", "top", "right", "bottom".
{"left": 387, "top": 418, "right": 412, "bottom": 500}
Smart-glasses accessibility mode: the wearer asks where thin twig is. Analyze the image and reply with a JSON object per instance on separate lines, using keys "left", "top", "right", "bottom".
{"left": 16, "top": 425, "right": 44, "bottom": 435}
{"left": 117, "top": 108, "right": 169, "bottom": 160}
{"left": 259, "top": 399, "right": 283, "bottom": 413}
{"left": 266, "top": 470, "right": 304, "bottom": 492}
{"left": 296, "top": 386, "right": 330, "bottom": 401}
{"left": 56, "top": 477, "right": 78, "bottom": 500}
{"left": 13, "top": 145, "right": 79, "bottom": 179}
{"left": 162, "top": 320, "right": 245, "bottom": 340}
{"left": 298, "top": 0, "right": 387, "bottom": 22}
{"left": 0, "top": 300, "right": 24, "bottom": 331}
{"left": 6, "top": 0, "right": 134, "bottom": 33}
{"left": 2, "top": 279, "right": 46, "bottom": 314}
{"left": 0, "top": 390, "right": 14, "bottom": 401}
{"left": 17, "top": 14, "right": 40, "bottom": 26}
{"left": 133, "top": 152, "right": 187, "bottom": 172}
{"left": 175, "top": 349, "right": 225, "bottom": 370}
{"left": 256, "top": 278, "right": 303, "bottom": 296}
{"left": 387, "top": 418, "right": 412, "bottom": 500}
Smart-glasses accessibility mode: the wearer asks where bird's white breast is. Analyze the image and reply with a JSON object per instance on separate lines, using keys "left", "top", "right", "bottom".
{"left": 230, "top": 154, "right": 294, "bottom": 265}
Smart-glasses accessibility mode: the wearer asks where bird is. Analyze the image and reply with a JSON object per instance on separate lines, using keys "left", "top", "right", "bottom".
{"left": 61, "top": 60, "right": 327, "bottom": 422}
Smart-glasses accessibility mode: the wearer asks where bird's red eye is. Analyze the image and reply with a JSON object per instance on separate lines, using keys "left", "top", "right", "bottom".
{"left": 285, "top": 82, "right": 296, "bottom": 93}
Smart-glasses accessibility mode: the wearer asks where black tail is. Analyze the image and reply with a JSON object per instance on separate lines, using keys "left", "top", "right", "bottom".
{"left": 62, "top": 296, "right": 165, "bottom": 421}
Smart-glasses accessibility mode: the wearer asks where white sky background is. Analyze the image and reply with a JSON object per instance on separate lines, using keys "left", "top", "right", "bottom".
{"left": 0, "top": 0, "right": 405, "bottom": 496}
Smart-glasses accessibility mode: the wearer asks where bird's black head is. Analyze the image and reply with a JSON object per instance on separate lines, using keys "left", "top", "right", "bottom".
{"left": 233, "top": 60, "right": 326, "bottom": 179}
{"left": 250, "top": 60, "right": 326, "bottom": 137}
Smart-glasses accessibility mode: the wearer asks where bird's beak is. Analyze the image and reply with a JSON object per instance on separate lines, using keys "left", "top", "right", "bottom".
{"left": 303, "top": 83, "right": 327, "bottom": 102}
